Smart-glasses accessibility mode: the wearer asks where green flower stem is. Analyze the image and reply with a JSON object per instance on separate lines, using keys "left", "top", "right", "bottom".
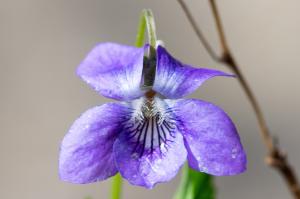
{"left": 135, "top": 12, "right": 146, "bottom": 48}
{"left": 135, "top": 9, "right": 157, "bottom": 59}
{"left": 110, "top": 173, "right": 122, "bottom": 199}
{"left": 135, "top": 9, "right": 157, "bottom": 88}
{"left": 173, "top": 164, "right": 215, "bottom": 199}
{"left": 174, "top": 164, "right": 190, "bottom": 199}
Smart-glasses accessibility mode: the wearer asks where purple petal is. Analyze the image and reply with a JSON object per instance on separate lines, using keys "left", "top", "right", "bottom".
{"left": 59, "top": 103, "right": 130, "bottom": 183}
{"left": 77, "top": 43, "right": 147, "bottom": 100}
{"left": 114, "top": 131, "right": 187, "bottom": 189}
{"left": 153, "top": 46, "right": 233, "bottom": 99}
{"left": 166, "top": 99, "right": 247, "bottom": 176}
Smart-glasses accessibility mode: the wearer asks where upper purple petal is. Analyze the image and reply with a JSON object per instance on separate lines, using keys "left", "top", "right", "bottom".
{"left": 59, "top": 103, "right": 130, "bottom": 183}
{"left": 113, "top": 130, "right": 187, "bottom": 189}
{"left": 77, "top": 43, "right": 147, "bottom": 100}
{"left": 153, "top": 46, "right": 233, "bottom": 99}
{"left": 166, "top": 99, "right": 247, "bottom": 176}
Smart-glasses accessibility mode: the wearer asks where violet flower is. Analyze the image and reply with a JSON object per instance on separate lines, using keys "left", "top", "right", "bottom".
{"left": 59, "top": 42, "right": 247, "bottom": 188}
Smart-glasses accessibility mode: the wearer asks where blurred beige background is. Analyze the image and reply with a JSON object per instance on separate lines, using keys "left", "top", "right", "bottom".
{"left": 1, "top": 0, "right": 300, "bottom": 198}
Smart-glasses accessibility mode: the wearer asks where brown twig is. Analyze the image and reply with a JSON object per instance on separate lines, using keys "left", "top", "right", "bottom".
{"left": 177, "top": 0, "right": 300, "bottom": 198}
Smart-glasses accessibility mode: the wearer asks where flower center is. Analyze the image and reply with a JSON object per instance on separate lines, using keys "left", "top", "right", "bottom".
{"left": 122, "top": 96, "right": 177, "bottom": 157}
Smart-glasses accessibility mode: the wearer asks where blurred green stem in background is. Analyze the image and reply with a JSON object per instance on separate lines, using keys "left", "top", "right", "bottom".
{"left": 110, "top": 173, "right": 123, "bottom": 199}
{"left": 173, "top": 164, "right": 215, "bottom": 199}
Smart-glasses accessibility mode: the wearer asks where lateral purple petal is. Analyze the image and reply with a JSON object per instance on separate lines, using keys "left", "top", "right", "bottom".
{"left": 153, "top": 46, "right": 233, "bottom": 98}
{"left": 77, "top": 43, "right": 147, "bottom": 100}
{"left": 113, "top": 132, "right": 187, "bottom": 189}
{"left": 167, "top": 99, "right": 247, "bottom": 176}
{"left": 59, "top": 103, "right": 129, "bottom": 183}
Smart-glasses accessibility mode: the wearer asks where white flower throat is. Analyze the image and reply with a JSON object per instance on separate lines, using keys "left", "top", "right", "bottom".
{"left": 123, "top": 94, "right": 178, "bottom": 157}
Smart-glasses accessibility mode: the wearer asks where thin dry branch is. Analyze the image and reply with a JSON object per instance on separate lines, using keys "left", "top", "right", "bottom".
{"left": 177, "top": 0, "right": 300, "bottom": 198}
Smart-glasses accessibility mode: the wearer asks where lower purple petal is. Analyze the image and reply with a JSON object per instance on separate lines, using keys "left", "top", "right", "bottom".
{"left": 113, "top": 131, "right": 187, "bottom": 189}
{"left": 166, "top": 99, "right": 247, "bottom": 176}
{"left": 59, "top": 103, "right": 129, "bottom": 183}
